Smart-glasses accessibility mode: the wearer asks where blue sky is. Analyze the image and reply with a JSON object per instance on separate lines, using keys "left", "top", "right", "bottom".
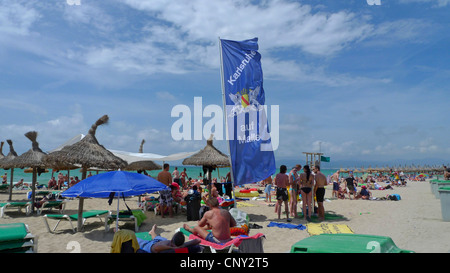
{"left": 0, "top": 0, "right": 449, "bottom": 167}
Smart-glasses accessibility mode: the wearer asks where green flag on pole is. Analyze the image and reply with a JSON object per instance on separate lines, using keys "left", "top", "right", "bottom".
{"left": 320, "top": 156, "right": 330, "bottom": 162}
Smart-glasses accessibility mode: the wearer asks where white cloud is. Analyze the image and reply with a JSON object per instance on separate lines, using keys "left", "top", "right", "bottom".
{"left": 62, "top": 1, "right": 114, "bottom": 33}
{"left": 156, "top": 91, "right": 176, "bottom": 100}
{"left": 398, "top": 0, "right": 450, "bottom": 7}
{"left": 77, "top": 0, "right": 374, "bottom": 77}
{"left": 0, "top": 1, "right": 41, "bottom": 36}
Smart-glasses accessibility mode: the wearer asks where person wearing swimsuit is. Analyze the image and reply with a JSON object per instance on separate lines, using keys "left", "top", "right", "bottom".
{"left": 288, "top": 165, "right": 301, "bottom": 218}
{"left": 300, "top": 165, "right": 314, "bottom": 221}
{"left": 274, "top": 165, "right": 291, "bottom": 222}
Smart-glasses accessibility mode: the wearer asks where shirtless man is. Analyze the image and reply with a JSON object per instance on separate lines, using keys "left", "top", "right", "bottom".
{"left": 331, "top": 170, "right": 340, "bottom": 198}
{"left": 313, "top": 165, "right": 327, "bottom": 221}
{"left": 274, "top": 165, "right": 290, "bottom": 222}
{"left": 172, "top": 167, "right": 181, "bottom": 187}
{"left": 157, "top": 163, "right": 173, "bottom": 218}
{"left": 183, "top": 198, "right": 236, "bottom": 244}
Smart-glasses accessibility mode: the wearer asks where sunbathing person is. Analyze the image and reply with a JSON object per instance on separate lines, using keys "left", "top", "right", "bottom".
{"left": 183, "top": 198, "right": 236, "bottom": 244}
{"left": 137, "top": 224, "right": 200, "bottom": 253}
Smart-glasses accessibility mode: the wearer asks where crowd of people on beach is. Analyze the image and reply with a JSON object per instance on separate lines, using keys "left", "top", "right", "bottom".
{"left": 2, "top": 162, "right": 447, "bottom": 253}
{"left": 136, "top": 163, "right": 237, "bottom": 252}
{"left": 47, "top": 172, "right": 83, "bottom": 190}
{"left": 259, "top": 164, "right": 327, "bottom": 222}
{"left": 256, "top": 164, "right": 443, "bottom": 223}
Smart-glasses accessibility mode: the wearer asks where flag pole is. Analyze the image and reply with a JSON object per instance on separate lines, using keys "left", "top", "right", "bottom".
{"left": 218, "top": 37, "right": 237, "bottom": 208}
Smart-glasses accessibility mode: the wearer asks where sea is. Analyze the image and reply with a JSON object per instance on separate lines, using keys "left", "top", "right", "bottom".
{"left": 1, "top": 166, "right": 341, "bottom": 187}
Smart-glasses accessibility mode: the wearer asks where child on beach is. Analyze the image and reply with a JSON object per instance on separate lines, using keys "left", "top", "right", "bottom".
{"left": 263, "top": 175, "right": 273, "bottom": 203}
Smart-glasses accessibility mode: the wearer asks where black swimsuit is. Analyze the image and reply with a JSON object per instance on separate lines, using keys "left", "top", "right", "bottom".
{"left": 301, "top": 187, "right": 311, "bottom": 194}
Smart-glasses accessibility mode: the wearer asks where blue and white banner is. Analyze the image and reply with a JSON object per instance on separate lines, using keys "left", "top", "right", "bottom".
{"left": 220, "top": 37, "right": 276, "bottom": 185}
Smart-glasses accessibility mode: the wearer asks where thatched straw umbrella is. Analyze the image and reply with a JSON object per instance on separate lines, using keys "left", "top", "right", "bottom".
{"left": 124, "top": 139, "right": 162, "bottom": 172}
{"left": 182, "top": 135, "right": 230, "bottom": 194}
{"left": 3, "top": 132, "right": 47, "bottom": 211}
{"left": 43, "top": 115, "right": 127, "bottom": 231}
{"left": 0, "top": 141, "right": 4, "bottom": 160}
{"left": 0, "top": 140, "right": 19, "bottom": 201}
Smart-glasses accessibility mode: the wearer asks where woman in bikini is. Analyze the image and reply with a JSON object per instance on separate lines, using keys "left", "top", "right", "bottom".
{"left": 300, "top": 165, "right": 314, "bottom": 221}
{"left": 288, "top": 165, "right": 300, "bottom": 218}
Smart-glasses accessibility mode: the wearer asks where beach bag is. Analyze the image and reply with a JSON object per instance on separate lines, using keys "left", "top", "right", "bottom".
{"left": 186, "top": 193, "right": 201, "bottom": 221}
{"left": 388, "top": 194, "right": 401, "bottom": 201}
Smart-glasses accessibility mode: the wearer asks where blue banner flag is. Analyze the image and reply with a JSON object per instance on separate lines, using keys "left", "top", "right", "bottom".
{"left": 219, "top": 37, "right": 276, "bottom": 185}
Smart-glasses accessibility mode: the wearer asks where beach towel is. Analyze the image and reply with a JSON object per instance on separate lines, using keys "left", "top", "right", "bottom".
{"left": 307, "top": 223, "right": 353, "bottom": 236}
{"left": 297, "top": 211, "right": 346, "bottom": 222}
{"left": 267, "top": 221, "right": 306, "bottom": 230}
{"left": 111, "top": 229, "right": 140, "bottom": 253}
{"left": 235, "top": 202, "right": 257, "bottom": 207}
{"left": 188, "top": 233, "right": 265, "bottom": 251}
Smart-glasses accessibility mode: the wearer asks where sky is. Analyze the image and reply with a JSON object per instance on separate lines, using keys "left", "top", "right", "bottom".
{"left": 0, "top": 0, "right": 449, "bottom": 168}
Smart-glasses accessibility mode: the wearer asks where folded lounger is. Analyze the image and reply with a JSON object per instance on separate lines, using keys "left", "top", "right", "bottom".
{"left": 43, "top": 210, "right": 110, "bottom": 233}
{"left": 0, "top": 223, "right": 38, "bottom": 253}
{"left": 188, "top": 233, "right": 265, "bottom": 253}
{"left": 0, "top": 202, "right": 32, "bottom": 218}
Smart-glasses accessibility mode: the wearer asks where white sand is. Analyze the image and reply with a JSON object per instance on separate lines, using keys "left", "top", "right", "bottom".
{"left": 1, "top": 179, "right": 449, "bottom": 253}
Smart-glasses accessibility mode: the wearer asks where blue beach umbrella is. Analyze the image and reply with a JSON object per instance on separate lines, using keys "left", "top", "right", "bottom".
{"left": 61, "top": 170, "right": 168, "bottom": 231}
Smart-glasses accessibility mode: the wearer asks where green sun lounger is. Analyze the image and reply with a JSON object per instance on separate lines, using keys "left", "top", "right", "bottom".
{"left": 290, "top": 233, "right": 414, "bottom": 253}
{"left": 0, "top": 223, "right": 38, "bottom": 253}
{"left": 36, "top": 200, "right": 66, "bottom": 215}
{"left": 105, "top": 210, "right": 146, "bottom": 232}
{"left": 43, "top": 210, "right": 110, "bottom": 233}
{"left": 0, "top": 184, "right": 9, "bottom": 192}
{"left": 0, "top": 202, "right": 32, "bottom": 218}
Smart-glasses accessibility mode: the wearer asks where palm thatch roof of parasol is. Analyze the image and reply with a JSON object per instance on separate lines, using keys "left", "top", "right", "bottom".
{"left": 4, "top": 132, "right": 48, "bottom": 210}
{"left": 4, "top": 132, "right": 47, "bottom": 169}
{"left": 124, "top": 139, "right": 162, "bottom": 171}
{"left": 0, "top": 140, "right": 19, "bottom": 169}
{"left": 43, "top": 115, "right": 127, "bottom": 172}
{"left": 42, "top": 115, "right": 127, "bottom": 232}
{"left": 0, "top": 139, "right": 19, "bottom": 201}
{"left": 0, "top": 141, "right": 4, "bottom": 160}
{"left": 182, "top": 135, "right": 230, "bottom": 168}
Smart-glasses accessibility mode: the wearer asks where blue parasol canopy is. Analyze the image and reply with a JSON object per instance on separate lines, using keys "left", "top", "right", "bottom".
{"left": 61, "top": 170, "right": 168, "bottom": 198}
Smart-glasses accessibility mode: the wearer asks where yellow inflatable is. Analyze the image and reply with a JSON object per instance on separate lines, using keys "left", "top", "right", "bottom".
{"left": 234, "top": 190, "right": 259, "bottom": 198}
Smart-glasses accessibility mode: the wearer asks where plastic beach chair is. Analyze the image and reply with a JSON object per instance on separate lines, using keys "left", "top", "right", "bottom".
{"left": 0, "top": 202, "right": 32, "bottom": 218}
{"left": 43, "top": 210, "right": 110, "bottom": 233}
{"left": 0, "top": 223, "right": 38, "bottom": 253}
{"left": 188, "top": 233, "right": 265, "bottom": 253}
{"left": 0, "top": 184, "right": 9, "bottom": 192}
{"left": 105, "top": 210, "right": 146, "bottom": 232}
{"left": 290, "top": 233, "right": 414, "bottom": 253}
{"left": 36, "top": 200, "right": 66, "bottom": 215}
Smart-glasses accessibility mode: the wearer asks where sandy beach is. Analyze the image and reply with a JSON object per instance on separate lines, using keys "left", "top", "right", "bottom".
{"left": 1, "top": 178, "right": 449, "bottom": 253}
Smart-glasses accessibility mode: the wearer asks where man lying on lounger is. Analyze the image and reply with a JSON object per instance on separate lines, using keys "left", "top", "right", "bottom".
{"left": 137, "top": 224, "right": 201, "bottom": 253}
{"left": 183, "top": 197, "right": 237, "bottom": 244}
